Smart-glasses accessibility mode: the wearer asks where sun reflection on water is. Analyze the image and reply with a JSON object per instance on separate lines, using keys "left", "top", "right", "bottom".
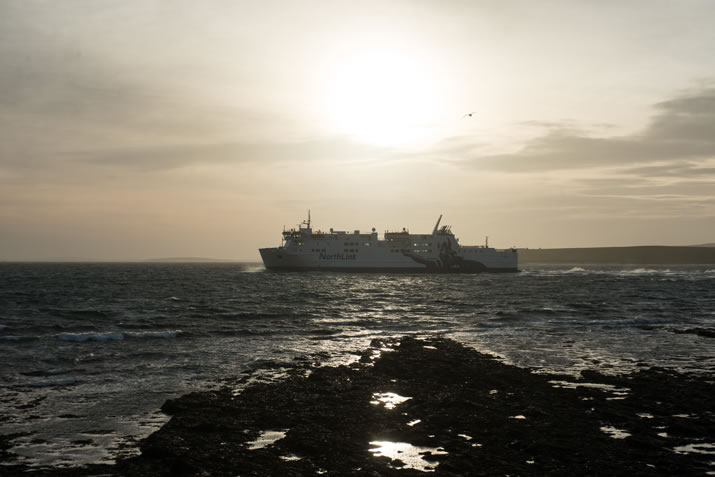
{"left": 369, "top": 440, "right": 447, "bottom": 472}
{"left": 370, "top": 392, "right": 412, "bottom": 409}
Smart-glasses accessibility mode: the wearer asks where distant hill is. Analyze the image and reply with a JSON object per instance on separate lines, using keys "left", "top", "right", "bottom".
{"left": 691, "top": 243, "right": 715, "bottom": 247}
{"left": 518, "top": 246, "right": 715, "bottom": 264}
{"left": 143, "top": 257, "right": 237, "bottom": 263}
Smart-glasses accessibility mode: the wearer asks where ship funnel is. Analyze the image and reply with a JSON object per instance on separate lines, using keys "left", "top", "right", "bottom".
{"left": 432, "top": 214, "right": 443, "bottom": 235}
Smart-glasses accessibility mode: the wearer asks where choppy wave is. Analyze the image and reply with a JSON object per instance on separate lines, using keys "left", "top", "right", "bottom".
{"left": 565, "top": 267, "right": 587, "bottom": 273}
{"left": 25, "top": 377, "right": 78, "bottom": 388}
{"left": 619, "top": 268, "right": 670, "bottom": 275}
{"left": 240, "top": 264, "right": 266, "bottom": 273}
{"left": 667, "top": 327, "right": 715, "bottom": 339}
{"left": 1, "top": 335, "right": 39, "bottom": 342}
{"left": 1, "top": 262, "right": 713, "bottom": 469}
{"left": 124, "top": 330, "right": 183, "bottom": 339}
{"left": 524, "top": 266, "right": 715, "bottom": 279}
{"left": 58, "top": 332, "right": 125, "bottom": 342}
{"left": 21, "top": 367, "right": 76, "bottom": 377}
{"left": 57, "top": 330, "right": 182, "bottom": 342}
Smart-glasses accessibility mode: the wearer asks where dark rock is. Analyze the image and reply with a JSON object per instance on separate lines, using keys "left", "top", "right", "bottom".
{"left": 10, "top": 336, "right": 715, "bottom": 476}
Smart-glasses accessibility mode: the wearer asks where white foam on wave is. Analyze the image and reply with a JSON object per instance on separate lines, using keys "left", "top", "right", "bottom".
{"left": 57, "top": 330, "right": 182, "bottom": 342}
{"left": 241, "top": 265, "right": 266, "bottom": 273}
{"left": 565, "top": 267, "right": 587, "bottom": 273}
{"left": 620, "top": 268, "right": 668, "bottom": 275}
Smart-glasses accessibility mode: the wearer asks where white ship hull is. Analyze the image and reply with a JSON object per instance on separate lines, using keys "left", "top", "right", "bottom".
{"left": 260, "top": 214, "right": 518, "bottom": 273}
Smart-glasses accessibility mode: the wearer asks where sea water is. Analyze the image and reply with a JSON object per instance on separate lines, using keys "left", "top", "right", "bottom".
{"left": 1, "top": 263, "right": 713, "bottom": 467}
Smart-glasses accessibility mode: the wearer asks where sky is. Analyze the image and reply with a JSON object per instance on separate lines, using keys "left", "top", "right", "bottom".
{"left": 1, "top": 0, "right": 714, "bottom": 260}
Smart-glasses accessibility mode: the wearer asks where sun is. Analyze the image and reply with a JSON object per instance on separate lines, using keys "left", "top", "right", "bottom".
{"left": 320, "top": 45, "right": 447, "bottom": 148}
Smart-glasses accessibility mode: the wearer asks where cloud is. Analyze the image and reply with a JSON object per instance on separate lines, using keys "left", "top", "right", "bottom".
{"left": 622, "top": 162, "right": 715, "bottom": 178}
{"left": 0, "top": 29, "right": 316, "bottom": 180}
{"left": 448, "top": 85, "right": 715, "bottom": 172}
{"left": 0, "top": 46, "right": 258, "bottom": 142}
{"left": 65, "top": 136, "right": 386, "bottom": 171}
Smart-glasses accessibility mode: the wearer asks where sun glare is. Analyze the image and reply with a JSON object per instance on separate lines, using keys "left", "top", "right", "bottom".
{"left": 320, "top": 45, "right": 448, "bottom": 148}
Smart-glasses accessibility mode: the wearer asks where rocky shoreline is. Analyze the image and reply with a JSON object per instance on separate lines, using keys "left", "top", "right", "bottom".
{"left": 5, "top": 336, "right": 714, "bottom": 476}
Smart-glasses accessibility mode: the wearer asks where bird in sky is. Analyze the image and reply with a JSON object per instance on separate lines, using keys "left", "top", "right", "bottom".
{"left": 462, "top": 111, "right": 477, "bottom": 118}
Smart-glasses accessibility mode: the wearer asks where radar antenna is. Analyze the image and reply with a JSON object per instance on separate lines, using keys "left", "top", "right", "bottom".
{"left": 301, "top": 210, "right": 311, "bottom": 229}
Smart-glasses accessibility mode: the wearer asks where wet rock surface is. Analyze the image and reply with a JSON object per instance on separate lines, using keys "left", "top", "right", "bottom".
{"left": 5, "top": 336, "right": 714, "bottom": 476}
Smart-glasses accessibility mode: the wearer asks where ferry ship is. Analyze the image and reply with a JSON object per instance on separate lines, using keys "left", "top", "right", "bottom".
{"left": 260, "top": 213, "right": 518, "bottom": 273}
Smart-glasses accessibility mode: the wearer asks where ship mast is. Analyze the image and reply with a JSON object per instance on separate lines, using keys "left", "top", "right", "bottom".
{"left": 432, "top": 214, "right": 443, "bottom": 235}
{"left": 300, "top": 210, "right": 311, "bottom": 230}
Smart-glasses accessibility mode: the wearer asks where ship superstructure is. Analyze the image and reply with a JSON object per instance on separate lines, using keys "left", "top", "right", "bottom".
{"left": 259, "top": 213, "right": 518, "bottom": 272}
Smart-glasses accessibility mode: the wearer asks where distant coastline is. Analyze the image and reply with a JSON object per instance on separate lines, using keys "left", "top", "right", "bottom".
{"left": 143, "top": 257, "right": 238, "bottom": 263}
{"left": 518, "top": 246, "right": 715, "bottom": 264}
{"left": 0, "top": 257, "right": 243, "bottom": 263}
{"left": 2, "top": 247, "right": 714, "bottom": 264}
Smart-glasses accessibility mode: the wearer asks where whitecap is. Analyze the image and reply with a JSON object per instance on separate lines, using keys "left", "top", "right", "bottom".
{"left": 620, "top": 268, "right": 663, "bottom": 275}
{"left": 241, "top": 265, "right": 266, "bottom": 273}
{"left": 565, "top": 267, "right": 587, "bottom": 273}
